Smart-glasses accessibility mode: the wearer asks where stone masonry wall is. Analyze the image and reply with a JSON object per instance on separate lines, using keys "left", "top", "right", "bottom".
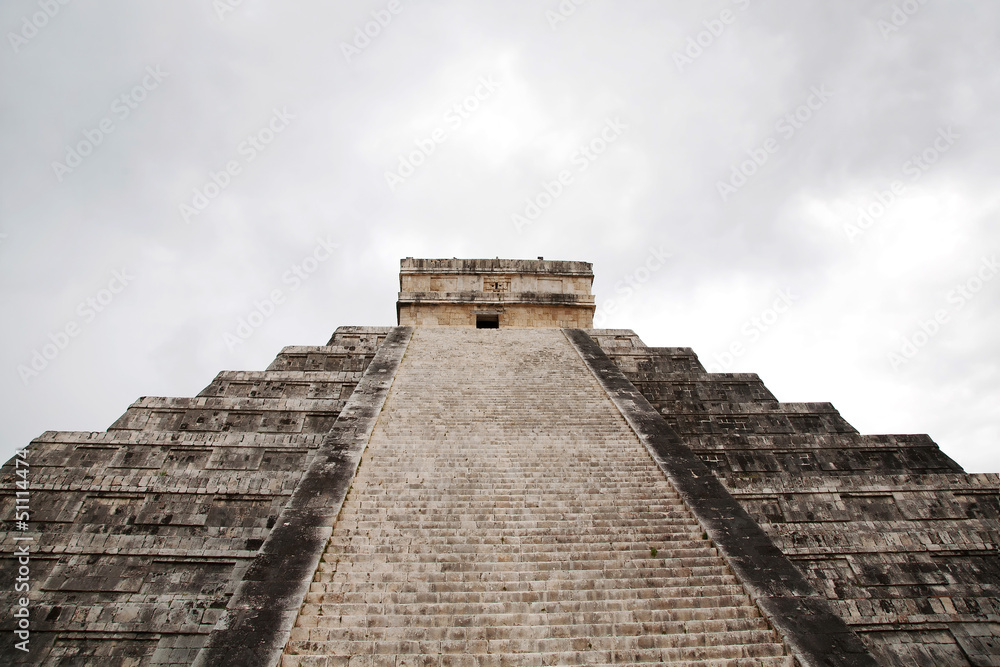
{"left": 397, "top": 258, "right": 596, "bottom": 328}
{"left": 0, "top": 327, "right": 391, "bottom": 666}
{"left": 398, "top": 302, "right": 594, "bottom": 328}
{"left": 589, "top": 329, "right": 1000, "bottom": 666}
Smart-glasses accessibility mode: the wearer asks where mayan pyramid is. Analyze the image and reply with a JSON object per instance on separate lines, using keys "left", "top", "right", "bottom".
{"left": 2, "top": 258, "right": 998, "bottom": 666}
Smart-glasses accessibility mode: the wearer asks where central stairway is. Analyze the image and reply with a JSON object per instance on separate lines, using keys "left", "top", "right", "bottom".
{"left": 283, "top": 328, "right": 793, "bottom": 666}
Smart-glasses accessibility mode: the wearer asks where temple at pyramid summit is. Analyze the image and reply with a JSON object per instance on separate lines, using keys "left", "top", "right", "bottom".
{"left": 2, "top": 257, "right": 1000, "bottom": 666}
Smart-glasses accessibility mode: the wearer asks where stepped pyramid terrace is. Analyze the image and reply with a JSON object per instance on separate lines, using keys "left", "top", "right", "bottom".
{"left": 2, "top": 257, "right": 999, "bottom": 666}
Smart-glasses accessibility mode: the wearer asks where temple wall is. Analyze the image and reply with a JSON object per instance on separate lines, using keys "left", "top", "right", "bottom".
{"left": 398, "top": 302, "right": 593, "bottom": 328}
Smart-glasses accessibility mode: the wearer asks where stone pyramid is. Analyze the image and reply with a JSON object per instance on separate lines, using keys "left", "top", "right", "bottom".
{"left": 1, "top": 258, "right": 998, "bottom": 666}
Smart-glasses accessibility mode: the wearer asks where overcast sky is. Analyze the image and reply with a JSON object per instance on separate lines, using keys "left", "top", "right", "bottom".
{"left": 1, "top": 1, "right": 998, "bottom": 471}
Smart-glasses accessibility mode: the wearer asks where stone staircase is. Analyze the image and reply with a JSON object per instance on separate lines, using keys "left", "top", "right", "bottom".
{"left": 283, "top": 328, "right": 793, "bottom": 666}
{"left": 590, "top": 331, "right": 1000, "bottom": 664}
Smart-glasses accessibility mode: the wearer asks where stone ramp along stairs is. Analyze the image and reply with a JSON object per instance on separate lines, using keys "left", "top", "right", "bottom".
{"left": 283, "top": 328, "right": 793, "bottom": 666}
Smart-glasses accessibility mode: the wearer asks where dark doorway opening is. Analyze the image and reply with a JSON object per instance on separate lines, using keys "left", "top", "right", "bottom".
{"left": 476, "top": 314, "right": 499, "bottom": 329}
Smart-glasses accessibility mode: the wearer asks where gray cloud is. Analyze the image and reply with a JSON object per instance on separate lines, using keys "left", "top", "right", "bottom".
{"left": 2, "top": 0, "right": 998, "bottom": 470}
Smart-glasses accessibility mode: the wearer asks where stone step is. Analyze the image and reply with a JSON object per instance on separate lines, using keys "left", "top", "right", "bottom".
{"left": 297, "top": 614, "right": 769, "bottom": 635}
{"left": 332, "top": 513, "right": 695, "bottom": 523}
{"left": 314, "top": 566, "right": 734, "bottom": 585}
{"left": 340, "top": 490, "right": 686, "bottom": 500}
{"left": 198, "top": 370, "right": 361, "bottom": 399}
{"left": 108, "top": 395, "right": 344, "bottom": 433}
{"left": 302, "top": 601, "right": 767, "bottom": 621}
{"left": 318, "top": 582, "right": 751, "bottom": 600}
{"left": 282, "top": 655, "right": 794, "bottom": 667}
{"left": 325, "top": 536, "right": 709, "bottom": 549}
{"left": 326, "top": 326, "right": 392, "bottom": 346}
{"left": 345, "top": 472, "right": 678, "bottom": 479}
{"left": 284, "top": 328, "right": 789, "bottom": 663}
{"left": 337, "top": 497, "right": 689, "bottom": 507}
{"left": 304, "top": 586, "right": 753, "bottom": 605}
{"left": 305, "top": 566, "right": 736, "bottom": 594}
{"left": 116, "top": 395, "right": 345, "bottom": 411}
{"left": 327, "top": 526, "right": 708, "bottom": 539}
{"left": 321, "top": 549, "right": 726, "bottom": 567}
{"left": 336, "top": 503, "right": 690, "bottom": 512}
{"left": 343, "top": 473, "right": 681, "bottom": 481}
{"left": 342, "top": 482, "right": 681, "bottom": 491}
{"left": 283, "top": 640, "right": 788, "bottom": 662}
{"left": 27, "top": 429, "right": 323, "bottom": 447}
{"left": 332, "top": 512, "right": 703, "bottom": 524}
{"left": 309, "top": 572, "right": 743, "bottom": 591}
{"left": 266, "top": 346, "right": 376, "bottom": 373}
{"left": 343, "top": 488, "right": 682, "bottom": 495}
{"left": 291, "top": 626, "right": 780, "bottom": 649}
{"left": 338, "top": 492, "right": 687, "bottom": 503}
{"left": 318, "top": 553, "right": 731, "bottom": 568}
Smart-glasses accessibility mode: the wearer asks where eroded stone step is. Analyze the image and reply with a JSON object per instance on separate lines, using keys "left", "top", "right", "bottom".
{"left": 300, "top": 601, "right": 767, "bottom": 622}
{"left": 282, "top": 640, "right": 788, "bottom": 661}
{"left": 284, "top": 328, "right": 789, "bottom": 663}
{"left": 296, "top": 615, "right": 770, "bottom": 635}
{"left": 292, "top": 627, "right": 781, "bottom": 649}
{"left": 282, "top": 655, "right": 795, "bottom": 667}
{"left": 305, "top": 591, "right": 756, "bottom": 609}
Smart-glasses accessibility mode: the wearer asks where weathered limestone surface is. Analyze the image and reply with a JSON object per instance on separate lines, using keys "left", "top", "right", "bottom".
{"left": 284, "top": 328, "right": 794, "bottom": 666}
{"left": 401, "top": 303, "right": 594, "bottom": 329}
{"left": 0, "top": 327, "right": 391, "bottom": 665}
{"left": 589, "top": 329, "right": 1000, "bottom": 666}
{"left": 397, "top": 258, "right": 595, "bottom": 328}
